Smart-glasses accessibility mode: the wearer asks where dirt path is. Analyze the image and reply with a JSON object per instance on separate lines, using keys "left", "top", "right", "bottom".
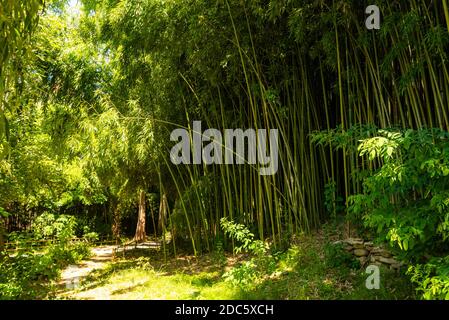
{"left": 58, "top": 242, "right": 160, "bottom": 298}
{"left": 58, "top": 245, "right": 117, "bottom": 291}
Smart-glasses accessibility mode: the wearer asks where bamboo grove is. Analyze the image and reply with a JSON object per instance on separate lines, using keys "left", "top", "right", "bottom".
{"left": 138, "top": 0, "right": 449, "bottom": 253}
{"left": 1, "top": 0, "right": 449, "bottom": 256}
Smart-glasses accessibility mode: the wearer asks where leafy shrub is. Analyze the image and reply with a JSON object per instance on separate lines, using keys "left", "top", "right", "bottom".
{"left": 1, "top": 213, "right": 95, "bottom": 299}
{"left": 324, "top": 181, "right": 345, "bottom": 219}
{"left": 324, "top": 243, "right": 360, "bottom": 270}
{"left": 349, "top": 129, "right": 449, "bottom": 254}
{"left": 47, "top": 241, "right": 92, "bottom": 267}
{"left": 82, "top": 230, "right": 99, "bottom": 243}
{"left": 0, "top": 252, "right": 58, "bottom": 299}
{"left": 220, "top": 218, "right": 277, "bottom": 289}
{"left": 220, "top": 217, "right": 268, "bottom": 256}
{"left": 348, "top": 128, "right": 449, "bottom": 256}
{"left": 223, "top": 260, "right": 259, "bottom": 288}
{"left": 319, "top": 127, "right": 449, "bottom": 299}
{"left": 407, "top": 257, "right": 449, "bottom": 300}
{"left": 0, "top": 239, "right": 92, "bottom": 300}
{"left": 32, "top": 212, "right": 98, "bottom": 242}
{"left": 33, "top": 212, "right": 77, "bottom": 241}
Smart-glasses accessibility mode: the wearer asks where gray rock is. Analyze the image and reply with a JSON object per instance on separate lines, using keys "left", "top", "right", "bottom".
{"left": 346, "top": 238, "right": 364, "bottom": 246}
{"left": 371, "top": 248, "right": 392, "bottom": 257}
{"left": 378, "top": 256, "right": 398, "bottom": 265}
{"left": 354, "top": 249, "right": 369, "bottom": 257}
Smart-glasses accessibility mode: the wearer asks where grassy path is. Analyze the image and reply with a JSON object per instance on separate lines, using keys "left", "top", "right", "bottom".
{"left": 58, "top": 245, "right": 117, "bottom": 291}
{"left": 57, "top": 242, "right": 161, "bottom": 298}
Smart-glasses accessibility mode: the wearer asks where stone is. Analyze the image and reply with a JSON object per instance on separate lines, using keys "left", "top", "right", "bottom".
{"left": 354, "top": 249, "right": 369, "bottom": 257}
{"left": 367, "top": 261, "right": 382, "bottom": 267}
{"left": 333, "top": 240, "right": 354, "bottom": 252}
{"left": 358, "top": 256, "right": 368, "bottom": 266}
{"left": 370, "top": 247, "right": 392, "bottom": 257}
{"left": 341, "top": 238, "right": 407, "bottom": 270}
{"left": 346, "top": 238, "right": 364, "bottom": 246}
{"left": 364, "top": 242, "right": 375, "bottom": 251}
{"left": 378, "top": 256, "right": 398, "bottom": 265}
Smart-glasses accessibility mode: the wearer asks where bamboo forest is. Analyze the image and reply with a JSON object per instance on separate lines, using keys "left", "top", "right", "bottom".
{"left": 1, "top": 0, "right": 449, "bottom": 302}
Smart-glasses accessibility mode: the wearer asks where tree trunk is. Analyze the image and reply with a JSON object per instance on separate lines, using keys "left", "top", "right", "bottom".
{"left": 134, "top": 190, "right": 146, "bottom": 242}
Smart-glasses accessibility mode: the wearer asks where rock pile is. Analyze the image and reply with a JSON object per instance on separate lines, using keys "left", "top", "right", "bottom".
{"left": 334, "top": 238, "right": 404, "bottom": 270}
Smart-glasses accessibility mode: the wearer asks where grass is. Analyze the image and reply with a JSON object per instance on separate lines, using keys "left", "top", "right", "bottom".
{"left": 60, "top": 250, "right": 244, "bottom": 300}
{"left": 58, "top": 229, "right": 416, "bottom": 300}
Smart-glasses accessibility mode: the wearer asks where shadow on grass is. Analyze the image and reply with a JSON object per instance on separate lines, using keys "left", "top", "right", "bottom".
{"left": 110, "top": 281, "right": 150, "bottom": 296}
{"left": 65, "top": 233, "right": 417, "bottom": 300}
{"left": 237, "top": 239, "right": 417, "bottom": 300}
{"left": 69, "top": 248, "right": 244, "bottom": 299}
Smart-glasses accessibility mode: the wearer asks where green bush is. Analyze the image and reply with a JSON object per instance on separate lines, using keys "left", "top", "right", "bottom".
{"left": 33, "top": 212, "right": 77, "bottom": 241}
{"left": 0, "top": 240, "right": 92, "bottom": 299}
{"left": 0, "top": 252, "right": 58, "bottom": 299}
{"left": 343, "top": 127, "right": 449, "bottom": 299}
{"left": 1, "top": 212, "right": 94, "bottom": 299}
{"left": 47, "top": 241, "right": 92, "bottom": 267}
{"left": 220, "top": 217, "right": 268, "bottom": 256}
{"left": 220, "top": 218, "right": 277, "bottom": 290}
{"left": 324, "top": 243, "right": 360, "bottom": 270}
{"left": 407, "top": 257, "right": 449, "bottom": 300}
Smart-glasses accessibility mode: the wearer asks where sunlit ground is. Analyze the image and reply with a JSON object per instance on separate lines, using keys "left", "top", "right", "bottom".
{"left": 57, "top": 235, "right": 416, "bottom": 300}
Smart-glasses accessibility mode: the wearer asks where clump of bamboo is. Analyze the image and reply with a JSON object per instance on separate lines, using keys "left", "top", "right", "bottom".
{"left": 154, "top": 0, "right": 449, "bottom": 253}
